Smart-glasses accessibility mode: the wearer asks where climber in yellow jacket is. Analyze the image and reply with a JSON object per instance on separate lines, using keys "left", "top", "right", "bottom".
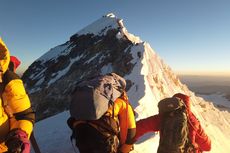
{"left": 0, "top": 38, "right": 35, "bottom": 153}
{"left": 68, "top": 91, "right": 136, "bottom": 153}
{"left": 107, "top": 92, "right": 136, "bottom": 153}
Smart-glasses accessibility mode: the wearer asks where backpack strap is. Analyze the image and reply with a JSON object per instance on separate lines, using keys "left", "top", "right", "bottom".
{"left": 13, "top": 108, "right": 35, "bottom": 124}
{"left": 72, "top": 116, "right": 119, "bottom": 138}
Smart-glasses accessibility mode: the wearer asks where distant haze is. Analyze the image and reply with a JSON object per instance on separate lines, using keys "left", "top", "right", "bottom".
{"left": 179, "top": 75, "right": 230, "bottom": 86}
{"left": 177, "top": 71, "right": 230, "bottom": 77}
{"left": 179, "top": 75, "right": 230, "bottom": 100}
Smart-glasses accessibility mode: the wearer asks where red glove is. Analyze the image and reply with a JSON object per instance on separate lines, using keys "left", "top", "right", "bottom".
{"left": 5, "top": 129, "right": 30, "bottom": 153}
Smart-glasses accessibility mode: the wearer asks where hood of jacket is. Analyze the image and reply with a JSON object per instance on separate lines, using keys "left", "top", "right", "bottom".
{"left": 173, "top": 93, "right": 191, "bottom": 113}
{"left": 0, "top": 38, "right": 10, "bottom": 75}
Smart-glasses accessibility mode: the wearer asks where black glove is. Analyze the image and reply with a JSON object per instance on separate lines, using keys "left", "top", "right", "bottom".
{"left": 67, "top": 117, "right": 76, "bottom": 129}
{"left": 5, "top": 129, "right": 30, "bottom": 153}
{"left": 6, "top": 137, "right": 23, "bottom": 153}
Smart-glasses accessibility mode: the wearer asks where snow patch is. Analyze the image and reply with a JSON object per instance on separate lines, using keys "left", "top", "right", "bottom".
{"left": 198, "top": 93, "right": 230, "bottom": 108}
{"left": 29, "top": 87, "right": 42, "bottom": 94}
{"left": 106, "top": 13, "right": 116, "bottom": 18}
{"left": 47, "top": 56, "right": 82, "bottom": 86}
{"left": 118, "top": 19, "right": 142, "bottom": 44}
{"left": 77, "top": 15, "right": 119, "bottom": 36}
{"left": 38, "top": 43, "right": 69, "bottom": 62}
{"left": 100, "top": 63, "right": 113, "bottom": 75}
{"left": 35, "top": 77, "right": 45, "bottom": 86}
{"left": 116, "top": 31, "right": 123, "bottom": 40}
{"left": 85, "top": 53, "right": 100, "bottom": 64}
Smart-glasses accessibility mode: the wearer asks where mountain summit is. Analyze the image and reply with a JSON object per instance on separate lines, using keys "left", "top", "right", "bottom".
{"left": 22, "top": 13, "right": 230, "bottom": 152}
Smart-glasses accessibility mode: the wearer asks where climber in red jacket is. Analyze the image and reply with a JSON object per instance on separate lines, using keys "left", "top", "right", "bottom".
{"left": 135, "top": 93, "right": 211, "bottom": 153}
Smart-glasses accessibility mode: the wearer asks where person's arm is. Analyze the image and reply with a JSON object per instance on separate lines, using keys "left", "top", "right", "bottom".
{"left": 2, "top": 74, "right": 34, "bottom": 153}
{"left": 195, "top": 123, "right": 211, "bottom": 151}
{"left": 124, "top": 103, "right": 136, "bottom": 143}
{"left": 3, "top": 75, "right": 34, "bottom": 137}
{"left": 188, "top": 113, "right": 200, "bottom": 149}
{"left": 135, "top": 114, "right": 161, "bottom": 141}
{"left": 117, "top": 99, "right": 136, "bottom": 153}
{"left": 188, "top": 113, "right": 211, "bottom": 151}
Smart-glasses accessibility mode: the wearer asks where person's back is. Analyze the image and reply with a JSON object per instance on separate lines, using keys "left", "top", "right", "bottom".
{"left": 67, "top": 73, "right": 136, "bottom": 153}
{"left": 135, "top": 93, "right": 211, "bottom": 153}
{"left": 0, "top": 38, "right": 35, "bottom": 153}
{"left": 157, "top": 97, "right": 192, "bottom": 153}
{"left": 173, "top": 93, "right": 211, "bottom": 152}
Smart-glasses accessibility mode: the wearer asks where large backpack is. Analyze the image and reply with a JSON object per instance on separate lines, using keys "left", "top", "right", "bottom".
{"left": 157, "top": 97, "right": 195, "bottom": 153}
{"left": 69, "top": 73, "right": 126, "bottom": 153}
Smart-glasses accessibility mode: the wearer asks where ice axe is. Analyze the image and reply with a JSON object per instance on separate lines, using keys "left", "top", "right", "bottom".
{"left": 30, "top": 131, "right": 42, "bottom": 153}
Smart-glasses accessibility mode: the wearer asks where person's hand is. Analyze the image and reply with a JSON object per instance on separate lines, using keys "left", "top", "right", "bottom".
{"left": 67, "top": 117, "right": 76, "bottom": 129}
{"left": 118, "top": 144, "right": 134, "bottom": 153}
{"left": 5, "top": 129, "right": 30, "bottom": 153}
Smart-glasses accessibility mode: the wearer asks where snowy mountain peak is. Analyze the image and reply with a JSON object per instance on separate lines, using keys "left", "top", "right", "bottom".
{"left": 36, "top": 14, "right": 121, "bottom": 64}
{"left": 35, "top": 13, "right": 142, "bottom": 65}
{"left": 76, "top": 13, "right": 120, "bottom": 36}
{"left": 105, "top": 12, "right": 116, "bottom": 18}
{"left": 74, "top": 13, "right": 142, "bottom": 44}
{"left": 22, "top": 14, "right": 230, "bottom": 153}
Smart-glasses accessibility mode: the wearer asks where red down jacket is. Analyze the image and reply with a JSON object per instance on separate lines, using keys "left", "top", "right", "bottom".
{"left": 135, "top": 93, "right": 211, "bottom": 153}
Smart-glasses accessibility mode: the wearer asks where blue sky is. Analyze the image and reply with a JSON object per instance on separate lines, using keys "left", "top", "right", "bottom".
{"left": 0, "top": 0, "right": 230, "bottom": 75}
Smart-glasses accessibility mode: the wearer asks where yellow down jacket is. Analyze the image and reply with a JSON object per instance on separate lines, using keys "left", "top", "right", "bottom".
{"left": 0, "top": 38, "right": 33, "bottom": 152}
{"left": 106, "top": 94, "right": 136, "bottom": 153}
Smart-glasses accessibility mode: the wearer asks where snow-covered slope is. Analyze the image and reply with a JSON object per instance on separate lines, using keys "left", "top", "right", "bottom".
{"left": 32, "top": 98, "right": 230, "bottom": 153}
{"left": 32, "top": 112, "right": 73, "bottom": 153}
{"left": 24, "top": 13, "right": 230, "bottom": 153}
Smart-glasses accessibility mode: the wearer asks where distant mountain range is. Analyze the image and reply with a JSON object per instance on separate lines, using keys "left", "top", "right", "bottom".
{"left": 179, "top": 75, "right": 230, "bottom": 101}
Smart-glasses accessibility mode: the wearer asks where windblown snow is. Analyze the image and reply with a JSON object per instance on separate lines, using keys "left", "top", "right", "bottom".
{"left": 31, "top": 13, "right": 230, "bottom": 153}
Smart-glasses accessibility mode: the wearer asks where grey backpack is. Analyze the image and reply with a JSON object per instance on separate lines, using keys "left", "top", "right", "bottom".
{"left": 69, "top": 73, "right": 126, "bottom": 120}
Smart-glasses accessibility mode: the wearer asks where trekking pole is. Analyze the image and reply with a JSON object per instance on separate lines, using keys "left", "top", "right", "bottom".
{"left": 30, "top": 131, "right": 42, "bottom": 153}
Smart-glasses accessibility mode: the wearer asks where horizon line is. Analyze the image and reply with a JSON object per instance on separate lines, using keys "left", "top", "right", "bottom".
{"left": 176, "top": 71, "right": 230, "bottom": 77}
